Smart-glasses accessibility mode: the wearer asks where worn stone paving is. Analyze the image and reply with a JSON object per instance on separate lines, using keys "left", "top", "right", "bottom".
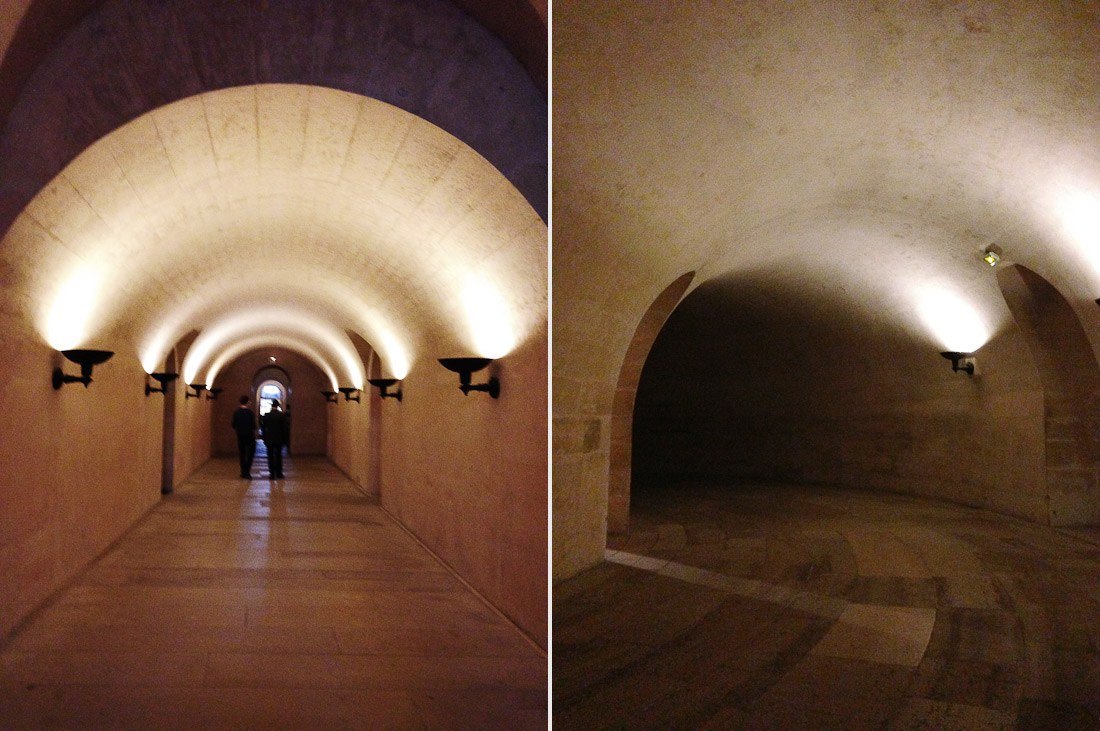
{"left": 0, "top": 457, "right": 546, "bottom": 729}
{"left": 554, "top": 480, "right": 1100, "bottom": 729}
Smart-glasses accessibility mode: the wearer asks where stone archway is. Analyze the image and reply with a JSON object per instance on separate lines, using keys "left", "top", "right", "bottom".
{"left": 607, "top": 271, "right": 694, "bottom": 534}
{"left": 997, "top": 263, "right": 1100, "bottom": 525}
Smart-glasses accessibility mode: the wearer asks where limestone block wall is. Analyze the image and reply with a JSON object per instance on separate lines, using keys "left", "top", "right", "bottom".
{"left": 210, "top": 349, "right": 329, "bottom": 459}
{"left": 0, "top": 337, "right": 163, "bottom": 637}
{"left": 172, "top": 380, "right": 211, "bottom": 491}
{"left": 328, "top": 329, "right": 548, "bottom": 648}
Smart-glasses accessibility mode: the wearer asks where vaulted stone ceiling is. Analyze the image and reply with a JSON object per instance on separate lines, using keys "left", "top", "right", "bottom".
{"left": 3, "top": 84, "right": 545, "bottom": 386}
{"left": 556, "top": 2, "right": 1100, "bottom": 370}
{"left": 0, "top": 0, "right": 547, "bottom": 391}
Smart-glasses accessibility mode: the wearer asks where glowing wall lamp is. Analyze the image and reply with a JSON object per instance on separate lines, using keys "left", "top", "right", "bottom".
{"left": 52, "top": 349, "right": 114, "bottom": 389}
{"left": 186, "top": 383, "right": 207, "bottom": 399}
{"left": 367, "top": 378, "right": 403, "bottom": 402}
{"left": 321, "top": 390, "right": 338, "bottom": 403}
{"left": 206, "top": 387, "right": 223, "bottom": 401}
{"left": 145, "top": 371, "right": 178, "bottom": 396}
{"left": 438, "top": 358, "right": 500, "bottom": 398}
{"left": 941, "top": 351, "right": 976, "bottom": 375}
{"left": 338, "top": 387, "right": 361, "bottom": 403}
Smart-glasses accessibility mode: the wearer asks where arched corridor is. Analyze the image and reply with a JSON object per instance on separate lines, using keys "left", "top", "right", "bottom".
{"left": 1, "top": 455, "right": 545, "bottom": 727}
{"left": 0, "top": 1, "right": 547, "bottom": 724}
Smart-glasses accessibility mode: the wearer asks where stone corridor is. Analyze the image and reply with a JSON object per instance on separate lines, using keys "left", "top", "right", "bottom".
{"left": 0, "top": 457, "right": 546, "bottom": 728}
{"left": 554, "top": 480, "right": 1100, "bottom": 729}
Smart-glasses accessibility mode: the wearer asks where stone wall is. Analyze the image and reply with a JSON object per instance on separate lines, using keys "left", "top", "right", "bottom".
{"left": 329, "top": 328, "right": 548, "bottom": 648}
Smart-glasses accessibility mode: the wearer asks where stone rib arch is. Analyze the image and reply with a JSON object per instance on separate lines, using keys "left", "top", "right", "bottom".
{"left": 997, "top": 263, "right": 1100, "bottom": 525}
{"left": 607, "top": 271, "right": 695, "bottom": 534}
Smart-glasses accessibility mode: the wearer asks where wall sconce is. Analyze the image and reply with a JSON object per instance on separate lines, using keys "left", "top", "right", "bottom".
{"left": 338, "top": 387, "right": 361, "bottom": 402}
{"left": 145, "top": 371, "right": 179, "bottom": 396}
{"left": 367, "top": 378, "right": 403, "bottom": 401}
{"left": 206, "top": 387, "right": 223, "bottom": 400}
{"left": 941, "top": 351, "right": 975, "bottom": 375}
{"left": 321, "top": 390, "right": 338, "bottom": 403}
{"left": 185, "top": 383, "right": 207, "bottom": 399}
{"left": 53, "top": 349, "right": 114, "bottom": 389}
{"left": 438, "top": 357, "right": 500, "bottom": 398}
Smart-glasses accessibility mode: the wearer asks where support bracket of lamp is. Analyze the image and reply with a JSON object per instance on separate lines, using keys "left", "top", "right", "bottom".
{"left": 338, "top": 387, "right": 361, "bottom": 403}
{"left": 321, "top": 390, "right": 338, "bottom": 403}
{"left": 145, "top": 371, "right": 179, "bottom": 396}
{"left": 941, "top": 351, "right": 976, "bottom": 375}
{"left": 438, "top": 357, "right": 500, "bottom": 398}
{"left": 206, "top": 387, "right": 223, "bottom": 400}
{"left": 186, "top": 383, "right": 207, "bottom": 399}
{"left": 367, "top": 378, "right": 403, "bottom": 401}
{"left": 53, "top": 349, "right": 114, "bottom": 390}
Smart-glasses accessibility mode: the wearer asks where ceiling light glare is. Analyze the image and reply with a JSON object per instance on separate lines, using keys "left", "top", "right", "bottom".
{"left": 914, "top": 287, "right": 991, "bottom": 353}
{"left": 1058, "top": 188, "right": 1100, "bottom": 249}
{"left": 462, "top": 275, "right": 516, "bottom": 359}
{"left": 43, "top": 264, "right": 103, "bottom": 351}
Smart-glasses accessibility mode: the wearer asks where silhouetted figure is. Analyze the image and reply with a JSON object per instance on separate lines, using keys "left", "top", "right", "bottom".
{"left": 261, "top": 399, "right": 289, "bottom": 479}
{"left": 231, "top": 395, "right": 256, "bottom": 479}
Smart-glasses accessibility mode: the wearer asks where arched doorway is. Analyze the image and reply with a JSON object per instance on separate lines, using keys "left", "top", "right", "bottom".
{"left": 607, "top": 272, "right": 695, "bottom": 534}
{"left": 256, "top": 381, "right": 286, "bottom": 417}
{"left": 996, "top": 264, "right": 1100, "bottom": 525}
{"left": 253, "top": 365, "right": 292, "bottom": 453}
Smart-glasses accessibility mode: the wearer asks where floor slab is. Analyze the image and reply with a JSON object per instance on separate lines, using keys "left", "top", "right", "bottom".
{"left": 1, "top": 456, "right": 546, "bottom": 728}
{"left": 554, "top": 480, "right": 1100, "bottom": 728}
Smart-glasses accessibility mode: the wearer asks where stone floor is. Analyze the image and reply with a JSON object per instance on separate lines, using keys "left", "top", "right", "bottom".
{"left": 554, "top": 479, "right": 1100, "bottom": 729}
{"left": 0, "top": 455, "right": 546, "bottom": 728}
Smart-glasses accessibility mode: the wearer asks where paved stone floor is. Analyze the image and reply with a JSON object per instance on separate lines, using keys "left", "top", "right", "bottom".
{"left": 554, "top": 480, "right": 1100, "bottom": 729}
{"left": 0, "top": 456, "right": 546, "bottom": 728}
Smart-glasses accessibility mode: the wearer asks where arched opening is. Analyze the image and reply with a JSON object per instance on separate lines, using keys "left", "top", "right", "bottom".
{"left": 996, "top": 264, "right": 1100, "bottom": 525}
{"left": 256, "top": 381, "right": 287, "bottom": 418}
{"left": 606, "top": 272, "right": 694, "bottom": 534}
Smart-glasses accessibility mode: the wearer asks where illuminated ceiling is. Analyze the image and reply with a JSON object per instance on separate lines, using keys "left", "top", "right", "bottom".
{"left": 554, "top": 2, "right": 1100, "bottom": 366}
{"left": 3, "top": 85, "right": 546, "bottom": 382}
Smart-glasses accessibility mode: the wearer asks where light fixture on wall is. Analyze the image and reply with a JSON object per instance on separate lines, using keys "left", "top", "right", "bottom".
{"left": 206, "top": 387, "right": 223, "bottom": 400}
{"left": 438, "top": 357, "right": 500, "bottom": 398}
{"left": 338, "top": 387, "right": 361, "bottom": 403}
{"left": 367, "top": 378, "right": 403, "bottom": 401}
{"left": 52, "top": 349, "right": 114, "bottom": 389}
{"left": 981, "top": 245, "right": 1002, "bottom": 267}
{"left": 941, "top": 351, "right": 975, "bottom": 375}
{"left": 185, "top": 383, "right": 207, "bottom": 399}
{"left": 321, "top": 390, "right": 338, "bottom": 403}
{"left": 144, "top": 371, "right": 178, "bottom": 396}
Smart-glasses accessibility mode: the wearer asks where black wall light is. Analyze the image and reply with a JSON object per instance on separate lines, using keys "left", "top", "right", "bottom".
{"left": 206, "top": 387, "right": 223, "bottom": 401}
{"left": 367, "top": 378, "right": 403, "bottom": 401}
{"left": 338, "top": 387, "right": 361, "bottom": 403}
{"left": 53, "top": 349, "right": 114, "bottom": 389}
{"left": 438, "top": 357, "right": 500, "bottom": 398}
{"left": 321, "top": 390, "right": 338, "bottom": 403}
{"left": 941, "top": 351, "right": 975, "bottom": 375}
{"left": 185, "top": 383, "right": 207, "bottom": 399}
{"left": 145, "top": 371, "right": 179, "bottom": 396}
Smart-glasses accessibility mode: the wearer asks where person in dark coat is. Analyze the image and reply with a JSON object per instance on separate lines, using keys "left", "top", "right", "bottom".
{"left": 261, "top": 399, "right": 289, "bottom": 479}
{"left": 231, "top": 395, "right": 256, "bottom": 479}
